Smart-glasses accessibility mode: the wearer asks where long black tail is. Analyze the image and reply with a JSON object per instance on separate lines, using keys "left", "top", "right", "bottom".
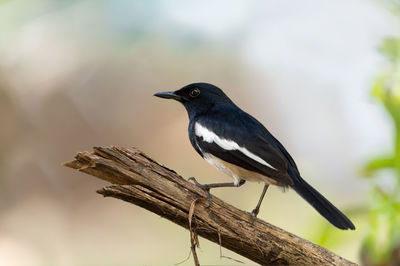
{"left": 291, "top": 174, "right": 355, "bottom": 230}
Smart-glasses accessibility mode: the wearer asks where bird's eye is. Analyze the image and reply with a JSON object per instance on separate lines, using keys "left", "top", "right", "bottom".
{"left": 189, "top": 88, "right": 200, "bottom": 98}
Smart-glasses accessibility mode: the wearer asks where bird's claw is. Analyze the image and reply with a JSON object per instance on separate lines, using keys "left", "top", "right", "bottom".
{"left": 188, "top": 177, "right": 212, "bottom": 207}
{"left": 247, "top": 208, "right": 259, "bottom": 224}
{"left": 188, "top": 177, "right": 204, "bottom": 188}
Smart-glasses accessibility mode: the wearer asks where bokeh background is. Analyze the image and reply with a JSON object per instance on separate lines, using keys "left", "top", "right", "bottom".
{"left": 1, "top": 0, "right": 398, "bottom": 265}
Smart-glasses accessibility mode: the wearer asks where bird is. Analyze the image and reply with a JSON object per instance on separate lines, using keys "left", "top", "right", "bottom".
{"left": 154, "top": 82, "right": 355, "bottom": 230}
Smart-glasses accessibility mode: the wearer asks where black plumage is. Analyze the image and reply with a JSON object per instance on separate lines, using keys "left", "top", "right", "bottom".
{"left": 190, "top": 107, "right": 293, "bottom": 186}
{"left": 154, "top": 82, "right": 355, "bottom": 230}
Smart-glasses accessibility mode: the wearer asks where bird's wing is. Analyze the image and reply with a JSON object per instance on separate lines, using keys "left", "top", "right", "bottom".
{"left": 267, "top": 132, "right": 300, "bottom": 175}
{"left": 194, "top": 112, "right": 293, "bottom": 186}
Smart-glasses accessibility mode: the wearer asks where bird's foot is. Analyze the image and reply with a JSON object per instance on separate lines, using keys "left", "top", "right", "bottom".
{"left": 247, "top": 208, "right": 259, "bottom": 224}
{"left": 188, "top": 177, "right": 212, "bottom": 207}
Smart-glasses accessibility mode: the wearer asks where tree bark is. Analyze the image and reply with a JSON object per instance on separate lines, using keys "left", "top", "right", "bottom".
{"left": 64, "top": 146, "right": 357, "bottom": 266}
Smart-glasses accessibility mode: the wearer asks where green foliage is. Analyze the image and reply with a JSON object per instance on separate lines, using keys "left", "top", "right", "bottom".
{"left": 380, "top": 38, "right": 400, "bottom": 63}
{"left": 378, "top": 0, "right": 400, "bottom": 17}
{"left": 362, "top": 36, "right": 400, "bottom": 264}
{"left": 362, "top": 157, "right": 395, "bottom": 177}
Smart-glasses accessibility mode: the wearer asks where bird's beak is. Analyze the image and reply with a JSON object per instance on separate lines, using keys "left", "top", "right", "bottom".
{"left": 153, "top": 91, "right": 188, "bottom": 102}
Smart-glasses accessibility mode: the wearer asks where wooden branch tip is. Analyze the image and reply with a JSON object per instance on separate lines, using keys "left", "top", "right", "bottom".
{"left": 65, "top": 146, "right": 357, "bottom": 266}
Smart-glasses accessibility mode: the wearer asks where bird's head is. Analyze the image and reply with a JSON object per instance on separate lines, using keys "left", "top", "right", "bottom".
{"left": 154, "top": 82, "right": 233, "bottom": 117}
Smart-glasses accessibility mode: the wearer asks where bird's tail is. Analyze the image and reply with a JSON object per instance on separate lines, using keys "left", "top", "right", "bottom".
{"left": 291, "top": 172, "right": 355, "bottom": 230}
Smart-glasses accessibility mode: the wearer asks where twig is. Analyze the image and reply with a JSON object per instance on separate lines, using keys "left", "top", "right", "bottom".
{"left": 189, "top": 199, "right": 202, "bottom": 266}
{"left": 218, "top": 231, "right": 244, "bottom": 264}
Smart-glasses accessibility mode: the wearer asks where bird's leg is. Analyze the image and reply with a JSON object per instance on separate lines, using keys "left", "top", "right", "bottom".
{"left": 248, "top": 184, "right": 270, "bottom": 223}
{"left": 188, "top": 177, "right": 246, "bottom": 207}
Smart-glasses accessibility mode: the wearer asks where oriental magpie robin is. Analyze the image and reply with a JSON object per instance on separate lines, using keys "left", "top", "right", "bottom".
{"left": 154, "top": 83, "right": 355, "bottom": 230}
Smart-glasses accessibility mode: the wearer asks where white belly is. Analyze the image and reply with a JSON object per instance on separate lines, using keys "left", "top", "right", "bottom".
{"left": 203, "top": 152, "right": 278, "bottom": 186}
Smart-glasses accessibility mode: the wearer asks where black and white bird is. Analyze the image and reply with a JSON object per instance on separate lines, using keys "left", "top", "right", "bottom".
{"left": 154, "top": 82, "right": 355, "bottom": 230}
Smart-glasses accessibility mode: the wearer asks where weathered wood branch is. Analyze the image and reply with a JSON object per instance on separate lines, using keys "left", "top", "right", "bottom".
{"left": 64, "top": 146, "right": 356, "bottom": 266}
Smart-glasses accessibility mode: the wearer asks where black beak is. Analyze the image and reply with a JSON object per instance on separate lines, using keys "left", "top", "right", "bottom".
{"left": 153, "top": 91, "right": 188, "bottom": 102}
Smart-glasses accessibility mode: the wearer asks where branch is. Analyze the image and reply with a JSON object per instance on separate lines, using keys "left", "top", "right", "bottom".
{"left": 64, "top": 146, "right": 356, "bottom": 266}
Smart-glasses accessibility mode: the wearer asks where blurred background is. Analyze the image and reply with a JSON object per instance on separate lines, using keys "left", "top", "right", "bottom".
{"left": 0, "top": 0, "right": 399, "bottom": 265}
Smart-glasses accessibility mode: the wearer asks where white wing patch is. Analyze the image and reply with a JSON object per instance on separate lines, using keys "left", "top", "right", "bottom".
{"left": 195, "top": 122, "right": 278, "bottom": 171}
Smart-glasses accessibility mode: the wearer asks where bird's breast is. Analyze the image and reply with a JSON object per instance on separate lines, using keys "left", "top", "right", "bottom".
{"left": 202, "top": 152, "right": 279, "bottom": 186}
